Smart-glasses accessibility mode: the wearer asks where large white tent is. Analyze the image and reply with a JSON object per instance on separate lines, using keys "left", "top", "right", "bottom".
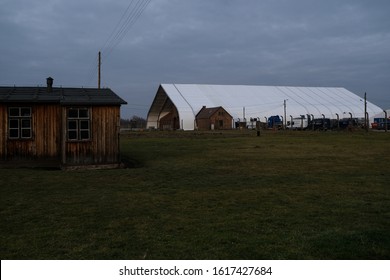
{"left": 373, "top": 109, "right": 390, "bottom": 119}
{"left": 147, "top": 84, "right": 384, "bottom": 130}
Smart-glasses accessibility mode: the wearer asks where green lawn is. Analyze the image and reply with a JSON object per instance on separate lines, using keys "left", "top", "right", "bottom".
{"left": 1, "top": 130, "right": 389, "bottom": 259}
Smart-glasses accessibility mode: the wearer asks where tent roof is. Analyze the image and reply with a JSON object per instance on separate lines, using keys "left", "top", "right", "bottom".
{"left": 373, "top": 109, "right": 390, "bottom": 119}
{"left": 147, "top": 84, "right": 384, "bottom": 130}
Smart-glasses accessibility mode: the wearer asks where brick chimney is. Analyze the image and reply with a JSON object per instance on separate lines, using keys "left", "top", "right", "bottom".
{"left": 46, "top": 77, "right": 53, "bottom": 92}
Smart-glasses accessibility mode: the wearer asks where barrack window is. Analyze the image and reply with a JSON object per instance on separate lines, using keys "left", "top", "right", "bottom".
{"left": 67, "top": 108, "right": 91, "bottom": 141}
{"left": 8, "top": 107, "right": 32, "bottom": 139}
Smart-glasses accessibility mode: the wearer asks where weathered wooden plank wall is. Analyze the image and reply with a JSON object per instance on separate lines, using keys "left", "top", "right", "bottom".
{"left": 1, "top": 104, "right": 121, "bottom": 166}
{"left": 1, "top": 104, "right": 61, "bottom": 161}
{"left": 34, "top": 105, "right": 61, "bottom": 158}
{"left": 64, "top": 106, "right": 120, "bottom": 165}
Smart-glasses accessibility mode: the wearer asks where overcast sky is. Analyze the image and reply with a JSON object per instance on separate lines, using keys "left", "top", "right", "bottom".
{"left": 1, "top": 0, "right": 389, "bottom": 118}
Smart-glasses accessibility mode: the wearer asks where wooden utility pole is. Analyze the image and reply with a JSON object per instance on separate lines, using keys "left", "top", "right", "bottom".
{"left": 98, "top": 51, "right": 101, "bottom": 89}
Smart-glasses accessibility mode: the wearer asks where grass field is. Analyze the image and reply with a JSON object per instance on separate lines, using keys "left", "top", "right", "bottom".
{"left": 1, "top": 130, "right": 389, "bottom": 259}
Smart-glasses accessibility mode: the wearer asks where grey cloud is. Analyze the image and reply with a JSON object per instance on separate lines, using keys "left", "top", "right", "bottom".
{"left": 1, "top": 0, "right": 389, "bottom": 118}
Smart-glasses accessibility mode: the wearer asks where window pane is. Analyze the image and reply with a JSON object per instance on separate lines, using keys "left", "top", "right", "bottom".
{"left": 9, "top": 128, "right": 19, "bottom": 138}
{"left": 80, "top": 120, "right": 89, "bottom": 129}
{"left": 68, "top": 120, "right": 77, "bottom": 130}
{"left": 79, "top": 109, "right": 89, "bottom": 118}
{"left": 9, "top": 108, "right": 20, "bottom": 117}
{"left": 21, "top": 129, "right": 31, "bottom": 138}
{"left": 67, "top": 109, "right": 90, "bottom": 141}
{"left": 21, "top": 108, "right": 31, "bottom": 117}
{"left": 68, "top": 131, "right": 78, "bottom": 140}
{"left": 68, "top": 109, "right": 78, "bottom": 118}
{"left": 9, "top": 119, "right": 19, "bottom": 129}
{"left": 80, "top": 130, "right": 90, "bottom": 140}
{"left": 21, "top": 119, "right": 31, "bottom": 128}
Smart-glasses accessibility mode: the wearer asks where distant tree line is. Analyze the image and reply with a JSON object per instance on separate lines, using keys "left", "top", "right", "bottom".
{"left": 120, "top": 115, "right": 147, "bottom": 129}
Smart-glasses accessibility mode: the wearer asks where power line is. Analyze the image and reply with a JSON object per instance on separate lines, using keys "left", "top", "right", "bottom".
{"left": 105, "top": 0, "right": 152, "bottom": 58}
{"left": 101, "top": 0, "right": 137, "bottom": 53}
{"left": 104, "top": 0, "right": 152, "bottom": 59}
{"left": 86, "top": 0, "right": 152, "bottom": 86}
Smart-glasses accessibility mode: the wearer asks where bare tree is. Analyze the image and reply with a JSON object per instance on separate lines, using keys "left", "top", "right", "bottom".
{"left": 121, "top": 115, "right": 147, "bottom": 129}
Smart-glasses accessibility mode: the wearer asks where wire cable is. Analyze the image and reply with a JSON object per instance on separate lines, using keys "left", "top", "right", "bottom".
{"left": 85, "top": 0, "right": 152, "bottom": 85}
{"left": 104, "top": 0, "right": 152, "bottom": 59}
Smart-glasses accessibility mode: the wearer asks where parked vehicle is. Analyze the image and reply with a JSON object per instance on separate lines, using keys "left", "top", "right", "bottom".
{"left": 287, "top": 116, "right": 308, "bottom": 130}
{"left": 267, "top": 115, "right": 283, "bottom": 129}
{"left": 372, "top": 118, "right": 390, "bottom": 130}
{"left": 338, "top": 118, "right": 359, "bottom": 129}
{"left": 307, "top": 118, "right": 338, "bottom": 130}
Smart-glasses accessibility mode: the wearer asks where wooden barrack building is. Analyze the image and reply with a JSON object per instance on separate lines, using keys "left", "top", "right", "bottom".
{"left": 0, "top": 78, "right": 127, "bottom": 169}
